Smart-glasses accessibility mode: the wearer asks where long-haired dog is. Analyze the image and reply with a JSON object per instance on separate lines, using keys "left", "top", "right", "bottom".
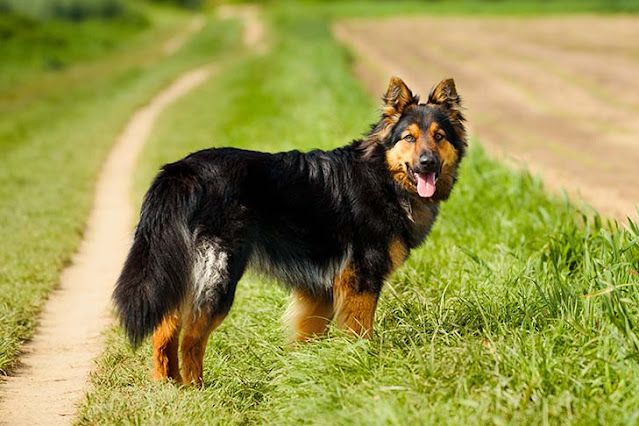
{"left": 113, "top": 77, "right": 467, "bottom": 385}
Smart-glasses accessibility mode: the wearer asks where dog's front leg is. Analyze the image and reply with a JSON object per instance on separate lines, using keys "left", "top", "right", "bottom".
{"left": 333, "top": 266, "right": 380, "bottom": 339}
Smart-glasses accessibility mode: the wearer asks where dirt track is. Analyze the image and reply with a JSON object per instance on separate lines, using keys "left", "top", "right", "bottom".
{"left": 335, "top": 16, "right": 639, "bottom": 222}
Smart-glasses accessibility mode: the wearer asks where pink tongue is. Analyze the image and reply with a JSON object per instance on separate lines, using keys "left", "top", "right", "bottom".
{"left": 416, "top": 173, "right": 436, "bottom": 198}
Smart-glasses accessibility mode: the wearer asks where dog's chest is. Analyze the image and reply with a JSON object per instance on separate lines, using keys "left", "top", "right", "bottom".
{"left": 403, "top": 198, "right": 438, "bottom": 248}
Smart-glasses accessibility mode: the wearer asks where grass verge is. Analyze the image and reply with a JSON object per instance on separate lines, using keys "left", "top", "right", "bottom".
{"left": 78, "top": 3, "right": 639, "bottom": 425}
{"left": 0, "top": 8, "right": 240, "bottom": 373}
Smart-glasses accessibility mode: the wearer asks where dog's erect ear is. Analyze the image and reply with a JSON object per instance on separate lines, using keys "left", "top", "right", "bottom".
{"left": 429, "top": 78, "right": 467, "bottom": 149}
{"left": 427, "top": 78, "right": 461, "bottom": 110}
{"left": 383, "top": 77, "right": 416, "bottom": 118}
{"left": 364, "top": 77, "right": 418, "bottom": 152}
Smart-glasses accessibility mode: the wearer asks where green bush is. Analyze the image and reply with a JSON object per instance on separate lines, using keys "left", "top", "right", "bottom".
{"left": 147, "top": 0, "right": 205, "bottom": 10}
{"left": 0, "top": 0, "right": 134, "bottom": 22}
{"left": 0, "top": 0, "right": 147, "bottom": 80}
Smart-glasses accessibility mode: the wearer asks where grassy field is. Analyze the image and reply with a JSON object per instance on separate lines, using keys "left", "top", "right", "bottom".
{"left": 77, "top": 3, "right": 639, "bottom": 425}
{"left": 0, "top": 4, "right": 241, "bottom": 373}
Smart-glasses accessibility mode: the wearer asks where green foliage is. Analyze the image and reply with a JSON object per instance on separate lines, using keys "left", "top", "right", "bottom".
{"left": 148, "top": 0, "right": 205, "bottom": 11}
{"left": 0, "top": 15, "right": 148, "bottom": 88}
{"left": 0, "top": 0, "right": 150, "bottom": 91}
{"left": 78, "top": 4, "right": 639, "bottom": 424}
{"left": 0, "top": 0, "right": 138, "bottom": 22}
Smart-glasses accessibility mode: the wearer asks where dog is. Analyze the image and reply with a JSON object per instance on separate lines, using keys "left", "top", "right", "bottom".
{"left": 113, "top": 77, "right": 467, "bottom": 385}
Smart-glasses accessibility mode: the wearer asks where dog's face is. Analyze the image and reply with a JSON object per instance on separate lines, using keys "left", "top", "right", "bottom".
{"left": 372, "top": 77, "right": 467, "bottom": 201}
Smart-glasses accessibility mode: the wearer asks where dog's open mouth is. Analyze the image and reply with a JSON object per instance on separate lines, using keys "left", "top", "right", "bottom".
{"left": 406, "top": 164, "right": 439, "bottom": 198}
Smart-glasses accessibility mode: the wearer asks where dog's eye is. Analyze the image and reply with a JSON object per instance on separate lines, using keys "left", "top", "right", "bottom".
{"left": 403, "top": 134, "right": 416, "bottom": 143}
{"left": 434, "top": 133, "right": 444, "bottom": 142}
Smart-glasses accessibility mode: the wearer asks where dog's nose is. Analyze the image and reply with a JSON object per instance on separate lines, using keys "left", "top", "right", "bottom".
{"left": 419, "top": 154, "right": 437, "bottom": 169}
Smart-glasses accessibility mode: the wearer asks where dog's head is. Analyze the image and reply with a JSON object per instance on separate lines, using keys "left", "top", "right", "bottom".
{"left": 370, "top": 77, "right": 467, "bottom": 201}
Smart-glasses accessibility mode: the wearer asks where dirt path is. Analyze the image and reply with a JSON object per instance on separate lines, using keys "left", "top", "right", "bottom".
{"left": 335, "top": 16, "right": 639, "bottom": 222}
{"left": 218, "top": 4, "right": 267, "bottom": 54}
{"left": 163, "top": 16, "right": 206, "bottom": 56}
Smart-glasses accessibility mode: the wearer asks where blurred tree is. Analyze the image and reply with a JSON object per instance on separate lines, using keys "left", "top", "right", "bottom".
{"left": 148, "top": 0, "right": 204, "bottom": 10}
{"left": 0, "top": 0, "right": 134, "bottom": 22}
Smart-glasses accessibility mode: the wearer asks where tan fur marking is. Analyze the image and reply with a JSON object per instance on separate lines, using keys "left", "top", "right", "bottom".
{"left": 427, "top": 121, "right": 458, "bottom": 167}
{"left": 389, "top": 238, "right": 408, "bottom": 271}
{"left": 438, "top": 139, "right": 459, "bottom": 167}
{"left": 152, "top": 311, "right": 182, "bottom": 383}
{"left": 181, "top": 311, "right": 226, "bottom": 386}
{"left": 385, "top": 139, "right": 419, "bottom": 192}
{"left": 428, "top": 122, "right": 441, "bottom": 138}
{"left": 333, "top": 266, "right": 378, "bottom": 338}
{"left": 287, "top": 289, "right": 333, "bottom": 342}
{"left": 405, "top": 123, "right": 420, "bottom": 139}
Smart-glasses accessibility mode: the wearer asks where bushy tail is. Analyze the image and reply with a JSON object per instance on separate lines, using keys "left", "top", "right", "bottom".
{"left": 113, "top": 167, "right": 198, "bottom": 347}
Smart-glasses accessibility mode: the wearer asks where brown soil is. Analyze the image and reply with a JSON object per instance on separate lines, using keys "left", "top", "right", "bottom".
{"left": 335, "top": 16, "right": 639, "bottom": 222}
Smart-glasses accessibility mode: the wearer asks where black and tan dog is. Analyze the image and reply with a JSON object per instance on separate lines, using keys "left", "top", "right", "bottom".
{"left": 113, "top": 77, "right": 467, "bottom": 385}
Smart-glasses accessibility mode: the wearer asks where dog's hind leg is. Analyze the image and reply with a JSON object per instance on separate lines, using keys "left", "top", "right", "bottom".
{"left": 181, "top": 309, "right": 227, "bottom": 386}
{"left": 152, "top": 310, "right": 182, "bottom": 382}
{"left": 181, "top": 237, "right": 249, "bottom": 385}
{"left": 286, "top": 289, "right": 333, "bottom": 342}
{"left": 333, "top": 266, "right": 379, "bottom": 339}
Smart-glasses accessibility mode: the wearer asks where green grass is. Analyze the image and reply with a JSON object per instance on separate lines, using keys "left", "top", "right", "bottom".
{"left": 0, "top": 8, "right": 241, "bottom": 373}
{"left": 77, "top": 3, "right": 639, "bottom": 425}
